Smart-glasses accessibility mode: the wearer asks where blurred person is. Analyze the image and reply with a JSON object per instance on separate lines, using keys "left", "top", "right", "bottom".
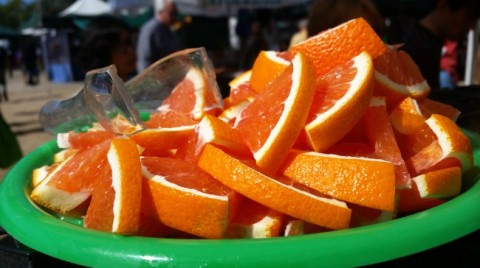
{"left": 22, "top": 36, "right": 40, "bottom": 86}
{"left": 387, "top": 0, "right": 480, "bottom": 91}
{"left": 76, "top": 16, "right": 137, "bottom": 81}
{"left": 440, "top": 40, "right": 459, "bottom": 89}
{"left": 136, "top": 0, "right": 183, "bottom": 72}
{"left": 289, "top": 18, "right": 308, "bottom": 48}
{"left": 0, "top": 46, "right": 7, "bottom": 101}
{"left": 239, "top": 21, "right": 269, "bottom": 71}
{"left": 307, "top": 0, "right": 385, "bottom": 37}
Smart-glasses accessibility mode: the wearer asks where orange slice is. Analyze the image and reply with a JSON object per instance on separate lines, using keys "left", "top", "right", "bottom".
{"left": 290, "top": 17, "right": 386, "bottom": 77}
{"left": 145, "top": 110, "right": 200, "bottom": 128}
{"left": 225, "top": 197, "right": 284, "bottom": 238}
{"left": 228, "top": 70, "right": 258, "bottom": 106}
{"left": 146, "top": 67, "right": 223, "bottom": 128}
{"left": 141, "top": 156, "right": 238, "bottom": 239}
{"left": 304, "top": 51, "right": 374, "bottom": 152}
{"left": 281, "top": 150, "right": 396, "bottom": 211}
{"left": 397, "top": 180, "right": 445, "bottom": 214}
{"left": 234, "top": 52, "right": 316, "bottom": 174}
{"left": 84, "top": 138, "right": 142, "bottom": 234}
{"left": 363, "top": 97, "right": 412, "bottom": 189}
{"left": 250, "top": 50, "right": 290, "bottom": 93}
{"left": 419, "top": 98, "right": 461, "bottom": 121}
{"left": 407, "top": 114, "right": 473, "bottom": 175}
{"left": 130, "top": 126, "right": 195, "bottom": 157}
{"left": 388, "top": 96, "right": 425, "bottom": 135}
{"left": 30, "top": 141, "right": 111, "bottom": 214}
{"left": 218, "top": 99, "right": 252, "bottom": 126}
{"left": 373, "top": 45, "right": 430, "bottom": 108}
{"left": 57, "top": 130, "right": 115, "bottom": 149}
{"left": 412, "top": 166, "right": 461, "bottom": 198}
{"left": 175, "top": 114, "right": 251, "bottom": 163}
{"left": 198, "top": 144, "right": 352, "bottom": 230}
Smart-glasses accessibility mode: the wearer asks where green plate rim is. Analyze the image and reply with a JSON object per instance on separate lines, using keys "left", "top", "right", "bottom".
{"left": 1, "top": 129, "right": 480, "bottom": 267}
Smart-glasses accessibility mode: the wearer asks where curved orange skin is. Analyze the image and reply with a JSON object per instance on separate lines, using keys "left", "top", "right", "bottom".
{"left": 290, "top": 17, "right": 386, "bottom": 78}
{"left": 281, "top": 150, "right": 396, "bottom": 211}
{"left": 198, "top": 144, "right": 352, "bottom": 230}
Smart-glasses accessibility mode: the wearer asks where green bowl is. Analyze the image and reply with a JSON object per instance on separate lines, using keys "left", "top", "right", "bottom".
{"left": 1, "top": 130, "right": 480, "bottom": 267}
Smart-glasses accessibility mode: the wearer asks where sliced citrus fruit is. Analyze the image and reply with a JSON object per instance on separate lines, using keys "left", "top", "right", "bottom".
{"left": 84, "top": 138, "right": 142, "bottom": 234}
{"left": 349, "top": 203, "right": 396, "bottom": 228}
{"left": 218, "top": 99, "right": 252, "bottom": 126}
{"left": 30, "top": 140, "right": 111, "bottom": 214}
{"left": 419, "top": 98, "right": 461, "bottom": 121}
{"left": 160, "top": 68, "right": 221, "bottom": 119}
{"left": 57, "top": 130, "right": 115, "bottom": 149}
{"left": 228, "top": 70, "right": 258, "bottom": 106}
{"left": 224, "top": 197, "right": 284, "bottom": 238}
{"left": 304, "top": 51, "right": 374, "bottom": 152}
{"left": 250, "top": 50, "right": 290, "bottom": 93}
{"left": 363, "top": 97, "right": 412, "bottom": 189}
{"left": 141, "top": 156, "right": 239, "bottom": 239}
{"left": 412, "top": 166, "right": 461, "bottom": 198}
{"left": 198, "top": 144, "right": 352, "bottom": 230}
{"left": 290, "top": 17, "right": 386, "bottom": 77}
{"left": 397, "top": 179, "right": 445, "bottom": 214}
{"left": 195, "top": 114, "right": 250, "bottom": 157}
{"left": 130, "top": 126, "right": 194, "bottom": 157}
{"left": 388, "top": 96, "right": 425, "bottom": 135}
{"left": 144, "top": 110, "right": 200, "bottom": 128}
{"left": 281, "top": 150, "right": 396, "bottom": 211}
{"left": 407, "top": 114, "right": 473, "bottom": 175}
{"left": 373, "top": 45, "right": 430, "bottom": 108}
{"left": 234, "top": 52, "right": 316, "bottom": 173}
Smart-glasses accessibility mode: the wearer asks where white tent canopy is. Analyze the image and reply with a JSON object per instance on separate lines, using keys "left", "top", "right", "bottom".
{"left": 60, "top": 0, "right": 113, "bottom": 17}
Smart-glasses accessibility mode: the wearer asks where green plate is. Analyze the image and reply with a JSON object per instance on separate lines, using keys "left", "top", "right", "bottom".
{"left": 1, "top": 130, "right": 480, "bottom": 267}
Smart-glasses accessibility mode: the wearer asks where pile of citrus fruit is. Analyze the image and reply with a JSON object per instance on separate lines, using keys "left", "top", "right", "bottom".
{"left": 30, "top": 18, "right": 473, "bottom": 239}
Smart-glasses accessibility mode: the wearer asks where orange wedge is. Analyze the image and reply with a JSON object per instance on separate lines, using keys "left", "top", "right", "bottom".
{"left": 225, "top": 197, "right": 284, "bottom": 238}
{"left": 235, "top": 52, "right": 316, "bottom": 174}
{"left": 419, "top": 98, "right": 461, "bottom": 121}
{"left": 57, "top": 130, "right": 115, "bottom": 149}
{"left": 407, "top": 114, "right": 473, "bottom": 175}
{"left": 84, "top": 138, "right": 142, "bottom": 234}
{"left": 218, "top": 99, "right": 252, "bottom": 126}
{"left": 388, "top": 97, "right": 426, "bottom": 135}
{"left": 130, "top": 126, "right": 194, "bottom": 156}
{"left": 363, "top": 97, "right": 412, "bottom": 189}
{"left": 290, "top": 17, "right": 386, "bottom": 77}
{"left": 141, "top": 156, "right": 238, "bottom": 239}
{"left": 304, "top": 51, "right": 374, "bottom": 152}
{"left": 373, "top": 45, "right": 430, "bottom": 108}
{"left": 30, "top": 141, "right": 111, "bottom": 214}
{"left": 281, "top": 150, "right": 396, "bottom": 211}
{"left": 250, "top": 50, "right": 290, "bottom": 93}
{"left": 198, "top": 144, "right": 352, "bottom": 230}
{"left": 412, "top": 166, "right": 461, "bottom": 198}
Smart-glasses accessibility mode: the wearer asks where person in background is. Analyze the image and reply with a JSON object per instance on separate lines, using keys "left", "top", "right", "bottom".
{"left": 387, "top": 0, "right": 480, "bottom": 91}
{"left": 136, "top": 0, "right": 183, "bottom": 72}
{"left": 76, "top": 16, "right": 137, "bottom": 81}
{"left": 307, "top": 0, "right": 385, "bottom": 38}
{"left": 439, "top": 40, "right": 459, "bottom": 89}
{"left": 22, "top": 36, "right": 40, "bottom": 86}
{"left": 0, "top": 46, "right": 7, "bottom": 101}
{"left": 238, "top": 21, "right": 269, "bottom": 71}
{"left": 289, "top": 18, "right": 308, "bottom": 48}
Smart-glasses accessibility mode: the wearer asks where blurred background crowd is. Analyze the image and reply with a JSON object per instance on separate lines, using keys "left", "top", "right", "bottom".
{"left": 0, "top": 0, "right": 479, "bottom": 94}
{"left": 1, "top": 0, "right": 480, "bottom": 169}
